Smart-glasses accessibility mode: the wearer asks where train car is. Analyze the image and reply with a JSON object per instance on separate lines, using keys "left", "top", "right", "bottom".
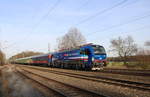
{"left": 15, "top": 57, "right": 31, "bottom": 64}
{"left": 15, "top": 54, "right": 52, "bottom": 66}
{"left": 15, "top": 43, "right": 107, "bottom": 70}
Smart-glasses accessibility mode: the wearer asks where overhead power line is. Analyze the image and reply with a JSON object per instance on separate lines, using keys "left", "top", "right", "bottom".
{"left": 32, "top": 0, "right": 61, "bottom": 29}
{"left": 5, "top": 0, "right": 61, "bottom": 49}
{"left": 96, "top": 24, "right": 150, "bottom": 43}
{"left": 25, "top": 0, "right": 61, "bottom": 41}
{"left": 76, "top": 0, "right": 128, "bottom": 25}
{"left": 77, "top": 0, "right": 90, "bottom": 11}
{"left": 87, "top": 13, "right": 150, "bottom": 36}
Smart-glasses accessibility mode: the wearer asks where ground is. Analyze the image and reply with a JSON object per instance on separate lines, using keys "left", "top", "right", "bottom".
{"left": 0, "top": 65, "right": 46, "bottom": 97}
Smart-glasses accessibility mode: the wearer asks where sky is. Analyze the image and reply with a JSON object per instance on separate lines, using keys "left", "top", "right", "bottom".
{"left": 0, "top": 0, "right": 150, "bottom": 58}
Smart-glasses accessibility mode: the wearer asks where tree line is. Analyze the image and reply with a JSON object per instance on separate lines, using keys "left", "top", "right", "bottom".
{"left": 9, "top": 51, "right": 43, "bottom": 61}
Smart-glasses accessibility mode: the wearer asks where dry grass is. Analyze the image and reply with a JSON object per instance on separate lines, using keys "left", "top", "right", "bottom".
{"left": 107, "top": 62, "right": 150, "bottom": 70}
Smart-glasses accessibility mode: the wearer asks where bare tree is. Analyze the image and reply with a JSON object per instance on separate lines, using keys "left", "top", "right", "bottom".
{"left": 110, "top": 36, "right": 137, "bottom": 65}
{"left": 0, "top": 50, "right": 6, "bottom": 65}
{"left": 137, "top": 48, "right": 150, "bottom": 55}
{"left": 135, "top": 48, "right": 150, "bottom": 68}
{"left": 57, "top": 27, "right": 86, "bottom": 50}
{"left": 145, "top": 41, "right": 150, "bottom": 46}
{"left": 136, "top": 40, "right": 150, "bottom": 56}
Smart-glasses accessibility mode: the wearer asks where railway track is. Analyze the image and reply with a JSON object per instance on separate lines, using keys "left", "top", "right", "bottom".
{"left": 100, "top": 68, "right": 150, "bottom": 76}
{"left": 0, "top": 66, "right": 6, "bottom": 76}
{"left": 19, "top": 65, "right": 150, "bottom": 92}
{"left": 0, "top": 66, "right": 6, "bottom": 70}
{"left": 17, "top": 67, "right": 107, "bottom": 97}
{"left": 17, "top": 69, "right": 66, "bottom": 97}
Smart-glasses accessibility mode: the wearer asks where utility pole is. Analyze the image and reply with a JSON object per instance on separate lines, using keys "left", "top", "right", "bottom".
{"left": 22, "top": 52, "right": 25, "bottom": 58}
{"left": 48, "top": 43, "right": 50, "bottom": 53}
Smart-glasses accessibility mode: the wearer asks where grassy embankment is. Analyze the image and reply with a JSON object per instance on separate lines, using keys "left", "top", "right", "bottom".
{"left": 107, "top": 62, "right": 150, "bottom": 70}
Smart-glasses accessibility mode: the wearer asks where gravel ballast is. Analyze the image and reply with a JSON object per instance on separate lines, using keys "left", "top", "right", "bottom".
{"left": 21, "top": 66, "right": 150, "bottom": 97}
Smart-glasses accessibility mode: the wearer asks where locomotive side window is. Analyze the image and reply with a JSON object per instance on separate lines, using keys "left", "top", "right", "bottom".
{"left": 80, "top": 50, "right": 85, "bottom": 55}
{"left": 80, "top": 49, "right": 90, "bottom": 55}
{"left": 85, "top": 49, "right": 90, "bottom": 55}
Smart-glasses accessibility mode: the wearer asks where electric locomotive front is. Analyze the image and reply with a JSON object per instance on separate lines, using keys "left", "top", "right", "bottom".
{"left": 91, "top": 45, "right": 107, "bottom": 70}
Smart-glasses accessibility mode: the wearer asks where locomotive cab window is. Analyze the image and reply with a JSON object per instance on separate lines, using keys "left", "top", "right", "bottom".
{"left": 92, "top": 45, "right": 106, "bottom": 55}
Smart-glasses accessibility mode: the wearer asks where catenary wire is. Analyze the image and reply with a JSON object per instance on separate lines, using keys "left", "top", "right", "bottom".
{"left": 86, "top": 13, "right": 150, "bottom": 37}
{"left": 75, "top": 0, "right": 128, "bottom": 26}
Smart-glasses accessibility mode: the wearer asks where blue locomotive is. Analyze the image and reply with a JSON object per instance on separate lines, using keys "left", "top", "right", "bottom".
{"left": 15, "top": 43, "right": 107, "bottom": 70}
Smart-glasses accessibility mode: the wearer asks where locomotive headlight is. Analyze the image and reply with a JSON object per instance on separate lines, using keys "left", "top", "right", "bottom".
{"left": 92, "top": 57, "right": 94, "bottom": 61}
{"left": 99, "top": 57, "right": 102, "bottom": 60}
